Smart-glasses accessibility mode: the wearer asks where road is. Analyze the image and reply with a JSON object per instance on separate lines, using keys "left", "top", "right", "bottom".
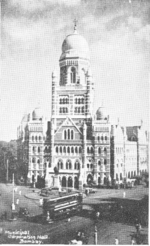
{"left": 0, "top": 183, "right": 148, "bottom": 244}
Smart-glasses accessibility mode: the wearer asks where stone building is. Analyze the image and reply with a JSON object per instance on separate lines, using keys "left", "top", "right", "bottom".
{"left": 17, "top": 25, "right": 149, "bottom": 189}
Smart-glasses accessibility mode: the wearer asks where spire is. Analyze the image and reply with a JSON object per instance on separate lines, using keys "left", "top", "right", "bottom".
{"left": 73, "top": 18, "right": 78, "bottom": 33}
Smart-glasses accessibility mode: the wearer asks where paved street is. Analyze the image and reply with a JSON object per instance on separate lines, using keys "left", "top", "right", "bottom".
{"left": 0, "top": 183, "right": 148, "bottom": 244}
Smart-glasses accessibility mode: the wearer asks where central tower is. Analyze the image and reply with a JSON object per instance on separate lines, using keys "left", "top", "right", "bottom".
{"left": 51, "top": 24, "right": 94, "bottom": 129}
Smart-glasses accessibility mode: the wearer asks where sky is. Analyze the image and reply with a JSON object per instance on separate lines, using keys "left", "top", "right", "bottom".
{"left": 1, "top": 0, "right": 150, "bottom": 141}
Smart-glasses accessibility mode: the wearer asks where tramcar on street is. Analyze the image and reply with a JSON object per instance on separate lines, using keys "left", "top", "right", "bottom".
{"left": 43, "top": 192, "right": 83, "bottom": 220}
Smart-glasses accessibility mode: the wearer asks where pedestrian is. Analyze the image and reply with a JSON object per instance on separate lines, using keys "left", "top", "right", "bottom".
{"left": 16, "top": 198, "right": 19, "bottom": 205}
{"left": 123, "top": 191, "right": 126, "bottom": 198}
{"left": 131, "top": 236, "right": 135, "bottom": 245}
{"left": 115, "top": 237, "right": 119, "bottom": 245}
{"left": 39, "top": 198, "right": 43, "bottom": 206}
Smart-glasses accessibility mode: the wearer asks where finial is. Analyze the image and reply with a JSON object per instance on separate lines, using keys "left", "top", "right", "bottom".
{"left": 73, "top": 18, "right": 78, "bottom": 31}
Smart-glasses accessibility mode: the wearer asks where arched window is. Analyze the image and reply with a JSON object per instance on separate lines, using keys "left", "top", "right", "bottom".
{"left": 79, "top": 147, "right": 82, "bottom": 154}
{"left": 60, "top": 146, "right": 62, "bottom": 153}
{"left": 105, "top": 136, "right": 107, "bottom": 141}
{"left": 32, "top": 157, "right": 35, "bottom": 163}
{"left": 91, "top": 147, "right": 94, "bottom": 154}
{"left": 66, "top": 160, "right": 71, "bottom": 169}
{"left": 71, "top": 147, "right": 74, "bottom": 154}
{"left": 75, "top": 147, "right": 78, "bottom": 154}
{"left": 82, "top": 107, "right": 84, "bottom": 113}
{"left": 60, "top": 98, "right": 62, "bottom": 104}
{"left": 64, "top": 130, "right": 67, "bottom": 140}
{"left": 82, "top": 98, "right": 84, "bottom": 104}
{"left": 39, "top": 136, "right": 41, "bottom": 141}
{"left": 63, "top": 146, "right": 66, "bottom": 153}
{"left": 37, "top": 159, "right": 40, "bottom": 164}
{"left": 70, "top": 67, "right": 76, "bottom": 83}
{"left": 90, "top": 164, "right": 93, "bottom": 169}
{"left": 68, "top": 129, "right": 70, "bottom": 140}
{"left": 78, "top": 98, "right": 80, "bottom": 104}
{"left": 75, "top": 160, "right": 80, "bottom": 170}
{"left": 56, "top": 146, "right": 58, "bottom": 153}
{"left": 104, "top": 147, "right": 107, "bottom": 154}
{"left": 98, "top": 147, "right": 101, "bottom": 154}
{"left": 58, "top": 160, "right": 63, "bottom": 169}
{"left": 32, "top": 136, "right": 34, "bottom": 141}
{"left": 67, "top": 146, "right": 70, "bottom": 154}
{"left": 33, "top": 146, "right": 36, "bottom": 153}
{"left": 98, "top": 136, "right": 100, "bottom": 141}
{"left": 104, "top": 159, "right": 107, "bottom": 165}
{"left": 38, "top": 147, "right": 40, "bottom": 153}
{"left": 98, "top": 160, "right": 101, "bottom": 165}
{"left": 45, "top": 146, "right": 47, "bottom": 153}
{"left": 87, "top": 147, "right": 90, "bottom": 154}
{"left": 101, "top": 136, "right": 103, "bottom": 141}
{"left": 87, "top": 164, "right": 89, "bottom": 168}
{"left": 71, "top": 130, "right": 74, "bottom": 140}
{"left": 35, "top": 136, "right": 38, "bottom": 141}
{"left": 75, "top": 98, "right": 77, "bottom": 104}
{"left": 63, "top": 98, "right": 65, "bottom": 104}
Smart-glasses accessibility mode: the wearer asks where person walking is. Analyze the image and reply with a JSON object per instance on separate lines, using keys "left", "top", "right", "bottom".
{"left": 115, "top": 237, "right": 119, "bottom": 245}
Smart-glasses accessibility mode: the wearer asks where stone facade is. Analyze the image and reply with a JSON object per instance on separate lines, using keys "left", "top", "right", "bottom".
{"left": 17, "top": 27, "right": 149, "bottom": 189}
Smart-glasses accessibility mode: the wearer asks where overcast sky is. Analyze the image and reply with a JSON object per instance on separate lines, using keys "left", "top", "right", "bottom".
{"left": 1, "top": 0, "right": 150, "bottom": 141}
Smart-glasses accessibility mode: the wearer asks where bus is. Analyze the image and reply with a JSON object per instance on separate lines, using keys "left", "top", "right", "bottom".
{"left": 43, "top": 192, "right": 83, "bottom": 220}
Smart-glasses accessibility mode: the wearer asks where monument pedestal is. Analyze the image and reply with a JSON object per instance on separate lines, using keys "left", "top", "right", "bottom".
{"left": 53, "top": 175, "right": 61, "bottom": 189}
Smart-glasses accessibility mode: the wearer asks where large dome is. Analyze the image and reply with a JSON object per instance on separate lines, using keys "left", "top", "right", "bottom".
{"left": 60, "top": 30, "right": 90, "bottom": 60}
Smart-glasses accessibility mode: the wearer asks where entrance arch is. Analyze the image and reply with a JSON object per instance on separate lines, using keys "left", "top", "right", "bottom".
{"left": 62, "top": 176, "right": 66, "bottom": 187}
{"left": 74, "top": 176, "right": 79, "bottom": 189}
{"left": 87, "top": 174, "right": 93, "bottom": 185}
{"left": 68, "top": 176, "right": 73, "bottom": 187}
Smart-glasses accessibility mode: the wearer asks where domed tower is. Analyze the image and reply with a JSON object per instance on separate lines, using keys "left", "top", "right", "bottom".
{"left": 53, "top": 22, "right": 94, "bottom": 124}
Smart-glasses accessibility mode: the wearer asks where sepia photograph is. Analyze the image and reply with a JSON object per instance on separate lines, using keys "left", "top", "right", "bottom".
{"left": 0, "top": 0, "right": 149, "bottom": 244}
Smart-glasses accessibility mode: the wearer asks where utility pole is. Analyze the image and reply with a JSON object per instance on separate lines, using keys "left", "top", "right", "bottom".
{"left": 94, "top": 225, "right": 97, "bottom": 245}
{"left": 6, "top": 159, "right": 9, "bottom": 183}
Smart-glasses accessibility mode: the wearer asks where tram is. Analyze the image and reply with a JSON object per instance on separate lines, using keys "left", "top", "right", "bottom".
{"left": 43, "top": 192, "right": 83, "bottom": 220}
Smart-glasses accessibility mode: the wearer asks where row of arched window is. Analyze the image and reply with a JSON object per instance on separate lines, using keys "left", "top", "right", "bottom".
{"left": 45, "top": 146, "right": 50, "bottom": 153}
{"left": 97, "top": 136, "right": 108, "bottom": 141}
{"left": 98, "top": 147, "right": 107, "bottom": 154}
{"left": 74, "top": 107, "right": 84, "bottom": 113}
{"left": 59, "top": 107, "right": 68, "bottom": 113}
{"left": 59, "top": 97, "right": 69, "bottom": 104}
{"left": 98, "top": 159, "right": 107, "bottom": 165}
{"left": 87, "top": 147, "right": 94, "bottom": 154}
{"left": 64, "top": 129, "right": 74, "bottom": 140}
{"left": 31, "top": 157, "right": 42, "bottom": 164}
{"left": 57, "top": 159, "right": 80, "bottom": 170}
{"left": 32, "top": 146, "right": 42, "bottom": 153}
{"left": 74, "top": 98, "right": 84, "bottom": 104}
{"left": 31, "top": 136, "right": 43, "bottom": 142}
{"left": 116, "top": 147, "right": 123, "bottom": 154}
{"left": 87, "top": 164, "right": 93, "bottom": 169}
{"left": 55, "top": 146, "right": 82, "bottom": 154}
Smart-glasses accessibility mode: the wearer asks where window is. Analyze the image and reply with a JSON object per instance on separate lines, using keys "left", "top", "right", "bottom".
{"left": 70, "top": 67, "right": 76, "bottom": 83}
{"left": 90, "top": 164, "right": 93, "bottom": 169}
{"left": 104, "top": 159, "right": 107, "bottom": 165}
{"left": 60, "top": 146, "right": 62, "bottom": 153}
{"left": 71, "top": 130, "right": 74, "bottom": 140}
{"left": 71, "top": 147, "right": 74, "bottom": 154}
{"left": 87, "top": 147, "right": 90, "bottom": 154}
{"left": 98, "top": 136, "right": 100, "bottom": 141}
{"left": 75, "top": 147, "right": 78, "bottom": 154}
{"left": 101, "top": 136, "right": 103, "bottom": 141}
{"left": 33, "top": 146, "right": 36, "bottom": 153}
{"left": 38, "top": 147, "right": 40, "bottom": 153}
{"left": 98, "top": 160, "right": 101, "bottom": 165}
{"left": 66, "top": 160, "right": 71, "bottom": 169}
{"left": 64, "top": 130, "right": 67, "bottom": 140}
{"left": 87, "top": 164, "right": 89, "bottom": 168}
{"left": 104, "top": 148, "right": 107, "bottom": 154}
{"left": 35, "top": 136, "right": 38, "bottom": 141}
{"left": 68, "top": 129, "right": 70, "bottom": 140}
{"left": 79, "top": 147, "right": 82, "bottom": 154}
{"left": 32, "top": 136, "right": 34, "bottom": 141}
{"left": 39, "top": 136, "right": 41, "bottom": 141}
{"left": 32, "top": 157, "right": 35, "bottom": 163}
{"left": 56, "top": 146, "right": 58, "bottom": 153}
{"left": 67, "top": 146, "right": 70, "bottom": 154}
{"left": 75, "top": 160, "right": 80, "bottom": 170}
{"left": 63, "top": 146, "right": 66, "bottom": 153}
{"left": 58, "top": 160, "right": 63, "bottom": 169}
{"left": 105, "top": 136, "right": 107, "bottom": 141}
{"left": 98, "top": 147, "right": 101, "bottom": 154}
{"left": 37, "top": 159, "right": 40, "bottom": 164}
